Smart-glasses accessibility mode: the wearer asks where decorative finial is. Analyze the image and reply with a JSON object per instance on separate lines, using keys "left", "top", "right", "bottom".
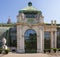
{"left": 7, "top": 16, "right": 11, "bottom": 24}
{"left": 28, "top": 2, "right": 32, "bottom": 6}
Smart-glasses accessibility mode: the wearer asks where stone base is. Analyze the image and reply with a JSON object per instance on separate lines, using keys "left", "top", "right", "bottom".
{"left": 17, "top": 49, "right": 25, "bottom": 53}
{"left": 37, "top": 49, "right": 43, "bottom": 53}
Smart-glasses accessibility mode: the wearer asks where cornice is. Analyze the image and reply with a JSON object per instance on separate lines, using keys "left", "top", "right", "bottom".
{"left": 16, "top": 22, "right": 44, "bottom": 26}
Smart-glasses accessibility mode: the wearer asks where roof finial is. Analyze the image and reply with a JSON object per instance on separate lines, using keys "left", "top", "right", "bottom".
{"left": 7, "top": 16, "right": 11, "bottom": 24}
{"left": 28, "top": 2, "right": 32, "bottom": 6}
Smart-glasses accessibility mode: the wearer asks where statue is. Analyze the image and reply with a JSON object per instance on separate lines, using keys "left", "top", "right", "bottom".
{"left": 2, "top": 37, "right": 6, "bottom": 45}
{"left": 2, "top": 37, "right": 8, "bottom": 54}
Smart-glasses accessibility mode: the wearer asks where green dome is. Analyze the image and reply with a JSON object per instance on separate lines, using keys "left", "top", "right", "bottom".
{"left": 19, "top": 2, "right": 42, "bottom": 14}
{"left": 28, "top": 2, "right": 32, "bottom": 6}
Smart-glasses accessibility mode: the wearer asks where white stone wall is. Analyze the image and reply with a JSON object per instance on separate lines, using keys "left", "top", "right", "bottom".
{"left": 17, "top": 25, "right": 44, "bottom": 53}
{"left": 17, "top": 25, "right": 25, "bottom": 53}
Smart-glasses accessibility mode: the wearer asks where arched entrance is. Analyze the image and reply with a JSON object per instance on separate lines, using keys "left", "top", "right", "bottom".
{"left": 24, "top": 29, "right": 37, "bottom": 53}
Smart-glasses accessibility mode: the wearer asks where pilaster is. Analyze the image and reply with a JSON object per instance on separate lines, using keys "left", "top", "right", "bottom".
{"left": 37, "top": 26, "right": 44, "bottom": 53}
{"left": 51, "top": 31, "right": 54, "bottom": 48}
{"left": 17, "top": 25, "right": 25, "bottom": 53}
{"left": 55, "top": 31, "right": 57, "bottom": 48}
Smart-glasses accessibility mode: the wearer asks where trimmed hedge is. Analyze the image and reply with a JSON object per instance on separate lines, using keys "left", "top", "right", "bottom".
{"left": 44, "top": 48, "right": 58, "bottom": 53}
{"left": 0, "top": 48, "right": 9, "bottom": 54}
{"left": 26, "top": 48, "right": 60, "bottom": 53}
{"left": 4, "top": 49, "right": 9, "bottom": 54}
{"left": 0, "top": 49, "right": 2, "bottom": 54}
{"left": 44, "top": 49, "right": 51, "bottom": 53}
{"left": 58, "top": 48, "right": 60, "bottom": 51}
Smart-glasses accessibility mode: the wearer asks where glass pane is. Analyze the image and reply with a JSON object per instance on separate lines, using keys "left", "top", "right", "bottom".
{"left": 57, "top": 28, "right": 60, "bottom": 48}
{"left": 44, "top": 32, "right": 51, "bottom": 49}
{"left": 24, "top": 29, "right": 37, "bottom": 53}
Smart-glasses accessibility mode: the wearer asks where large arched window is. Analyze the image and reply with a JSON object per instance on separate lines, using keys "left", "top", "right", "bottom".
{"left": 24, "top": 29, "right": 37, "bottom": 53}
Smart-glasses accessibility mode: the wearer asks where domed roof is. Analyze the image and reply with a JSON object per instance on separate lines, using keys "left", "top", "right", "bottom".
{"left": 22, "top": 2, "right": 38, "bottom": 11}
{"left": 19, "top": 2, "right": 42, "bottom": 14}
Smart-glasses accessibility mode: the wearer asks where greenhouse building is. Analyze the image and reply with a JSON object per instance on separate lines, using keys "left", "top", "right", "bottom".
{"left": 0, "top": 2, "right": 60, "bottom": 53}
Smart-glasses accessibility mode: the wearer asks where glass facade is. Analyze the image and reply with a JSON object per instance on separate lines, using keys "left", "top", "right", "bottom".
{"left": 0, "top": 24, "right": 60, "bottom": 51}
{"left": 44, "top": 31, "right": 51, "bottom": 49}
{"left": 24, "top": 29, "right": 37, "bottom": 53}
{"left": 0, "top": 40, "right": 2, "bottom": 48}
{"left": 57, "top": 28, "right": 60, "bottom": 48}
{"left": 9, "top": 27, "right": 17, "bottom": 47}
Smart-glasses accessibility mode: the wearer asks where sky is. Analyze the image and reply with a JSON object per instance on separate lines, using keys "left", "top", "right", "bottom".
{"left": 0, "top": 0, "right": 60, "bottom": 23}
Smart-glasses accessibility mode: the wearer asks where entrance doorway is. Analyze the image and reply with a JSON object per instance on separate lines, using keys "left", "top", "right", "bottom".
{"left": 24, "top": 29, "right": 37, "bottom": 53}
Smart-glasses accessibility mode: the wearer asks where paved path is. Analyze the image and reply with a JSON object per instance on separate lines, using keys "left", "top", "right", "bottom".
{"left": 0, "top": 53, "right": 49, "bottom": 57}
{"left": 0, "top": 52, "right": 60, "bottom": 57}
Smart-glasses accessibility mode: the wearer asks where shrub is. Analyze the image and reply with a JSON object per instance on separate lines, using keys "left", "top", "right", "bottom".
{"left": 5, "top": 50, "right": 9, "bottom": 54}
{"left": 0, "top": 49, "right": 2, "bottom": 54}
{"left": 44, "top": 49, "right": 46, "bottom": 53}
{"left": 58, "top": 48, "right": 60, "bottom": 51}
{"left": 52, "top": 48, "right": 57, "bottom": 53}
{"left": 44, "top": 49, "right": 51, "bottom": 53}
{"left": 47, "top": 49, "right": 51, "bottom": 53}
{"left": 1, "top": 48, "right": 10, "bottom": 54}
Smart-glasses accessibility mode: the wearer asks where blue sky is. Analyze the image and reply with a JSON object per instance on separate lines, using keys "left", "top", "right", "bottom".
{"left": 0, "top": 0, "right": 60, "bottom": 23}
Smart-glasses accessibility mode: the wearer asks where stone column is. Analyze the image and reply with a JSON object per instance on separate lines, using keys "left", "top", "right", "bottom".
{"left": 55, "top": 31, "right": 57, "bottom": 48}
{"left": 37, "top": 35, "right": 40, "bottom": 53}
{"left": 17, "top": 25, "right": 25, "bottom": 53}
{"left": 40, "top": 28, "right": 44, "bottom": 52}
{"left": 51, "top": 31, "right": 54, "bottom": 48}
{"left": 37, "top": 28, "right": 40, "bottom": 53}
{"left": 17, "top": 25, "right": 20, "bottom": 52}
{"left": 37, "top": 27, "right": 44, "bottom": 53}
{"left": 42, "top": 28, "right": 44, "bottom": 52}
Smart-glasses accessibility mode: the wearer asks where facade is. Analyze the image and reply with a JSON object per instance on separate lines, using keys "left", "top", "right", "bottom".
{"left": 16, "top": 2, "right": 57, "bottom": 53}
{"left": 0, "top": 2, "right": 60, "bottom": 53}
